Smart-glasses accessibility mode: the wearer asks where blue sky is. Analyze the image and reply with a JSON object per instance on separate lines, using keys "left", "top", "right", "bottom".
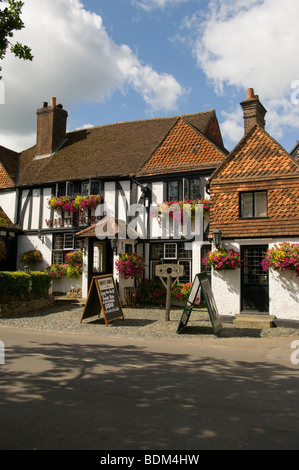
{"left": 1, "top": 0, "right": 299, "bottom": 154}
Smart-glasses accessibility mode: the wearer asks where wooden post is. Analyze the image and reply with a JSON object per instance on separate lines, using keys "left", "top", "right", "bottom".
{"left": 165, "top": 276, "right": 172, "bottom": 321}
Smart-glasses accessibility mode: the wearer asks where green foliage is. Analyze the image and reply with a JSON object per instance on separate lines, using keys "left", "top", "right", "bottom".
{"left": 0, "top": 271, "right": 31, "bottom": 296}
{"left": 137, "top": 278, "right": 166, "bottom": 305}
{"left": 0, "top": 0, "right": 33, "bottom": 79}
{"left": 30, "top": 272, "right": 52, "bottom": 297}
{"left": 0, "top": 271, "right": 51, "bottom": 298}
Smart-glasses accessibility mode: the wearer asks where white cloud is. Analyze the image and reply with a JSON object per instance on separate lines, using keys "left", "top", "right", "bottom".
{"left": 131, "top": 0, "right": 188, "bottom": 12}
{"left": 182, "top": 0, "right": 299, "bottom": 146}
{"left": 0, "top": 0, "right": 186, "bottom": 151}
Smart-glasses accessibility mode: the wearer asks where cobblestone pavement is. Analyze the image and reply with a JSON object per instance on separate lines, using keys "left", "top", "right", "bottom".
{"left": 0, "top": 302, "right": 298, "bottom": 340}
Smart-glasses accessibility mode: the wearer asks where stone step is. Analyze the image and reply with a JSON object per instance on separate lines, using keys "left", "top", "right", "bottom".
{"left": 233, "top": 314, "right": 276, "bottom": 328}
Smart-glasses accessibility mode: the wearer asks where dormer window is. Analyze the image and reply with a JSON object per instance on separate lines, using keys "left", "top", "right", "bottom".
{"left": 240, "top": 191, "right": 268, "bottom": 218}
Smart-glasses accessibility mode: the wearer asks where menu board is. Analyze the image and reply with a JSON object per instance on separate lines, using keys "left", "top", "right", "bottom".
{"left": 80, "top": 274, "right": 124, "bottom": 326}
{"left": 177, "top": 272, "right": 223, "bottom": 335}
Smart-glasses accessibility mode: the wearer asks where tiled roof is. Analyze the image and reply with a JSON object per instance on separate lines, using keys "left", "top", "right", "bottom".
{"left": 0, "top": 146, "right": 19, "bottom": 188}
{"left": 18, "top": 110, "right": 225, "bottom": 186}
{"left": 0, "top": 206, "right": 20, "bottom": 231}
{"left": 208, "top": 125, "right": 299, "bottom": 238}
{"left": 209, "top": 125, "right": 299, "bottom": 183}
{"left": 136, "top": 117, "right": 227, "bottom": 177}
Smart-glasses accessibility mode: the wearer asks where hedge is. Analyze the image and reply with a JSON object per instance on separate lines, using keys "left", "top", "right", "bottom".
{"left": 0, "top": 271, "right": 51, "bottom": 298}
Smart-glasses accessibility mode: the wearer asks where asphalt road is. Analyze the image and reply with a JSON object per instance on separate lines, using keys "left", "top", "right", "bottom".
{"left": 0, "top": 326, "right": 299, "bottom": 451}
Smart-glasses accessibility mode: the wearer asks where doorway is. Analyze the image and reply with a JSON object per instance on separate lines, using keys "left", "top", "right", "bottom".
{"left": 241, "top": 245, "right": 269, "bottom": 313}
{"left": 88, "top": 239, "right": 113, "bottom": 287}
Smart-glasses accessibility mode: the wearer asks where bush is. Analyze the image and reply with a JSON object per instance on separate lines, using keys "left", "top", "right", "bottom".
{"left": 137, "top": 278, "right": 166, "bottom": 304}
{"left": 30, "top": 272, "right": 52, "bottom": 297}
{"left": 136, "top": 279, "right": 196, "bottom": 305}
{"left": 0, "top": 271, "right": 51, "bottom": 298}
{"left": 0, "top": 272, "right": 31, "bottom": 297}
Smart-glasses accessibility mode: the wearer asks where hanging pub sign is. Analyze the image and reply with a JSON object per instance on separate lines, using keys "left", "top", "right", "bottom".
{"left": 80, "top": 274, "right": 125, "bottom": 326}
{"left": 177, "top": 272, "right": 223, "bottom": 336}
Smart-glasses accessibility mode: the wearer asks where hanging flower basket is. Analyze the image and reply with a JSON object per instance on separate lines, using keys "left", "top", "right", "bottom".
{"left": 115, "top": 253, "right": 146, "bottom": 280}
{"left": 261, "top": 242, "right": 299, "bottom": 277}
{"left": 150, "top": 198, "right": 210, "bottom": 223}
{"left": 48, "top": 195, "right": 101, "bottom": 213}
{"left": 0, "top": 241, "right": 7, "bottom": 262}
{"left": 202, "top": 248, "right": 242, "bottom": 270}
{"left": 19, "top": 249, "right": 43, "bottom": 266}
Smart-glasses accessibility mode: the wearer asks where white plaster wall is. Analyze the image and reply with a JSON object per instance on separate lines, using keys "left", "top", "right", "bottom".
{"left": 269, "top": 270, "right": 299, "bottom": 320}
{"left": 31, "top": 189, "right": 41, "bottom": 229}
{"left": 52, "top": 276, "right": 82, "bottom": 294}
{"left": 42, "top": 187, "right": 53, "bottom": 228}
{"left": 212, "top": 268, "right": 240, "bottom": 316}
{"left": 0, "top": 190, "right": 16, "bottom": 223}
{"left": 211, "top": 240, "right": 241, "bottom": 316}
{"left": 268, "top": 238, "right": 299, "bottom": 320}
{"left": 17, "top": 234, "right": 52, "bottom": 271}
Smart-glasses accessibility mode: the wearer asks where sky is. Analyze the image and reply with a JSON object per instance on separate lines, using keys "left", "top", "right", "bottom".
{"left": 1, "top": 0, "right": 299, "bottom": 154}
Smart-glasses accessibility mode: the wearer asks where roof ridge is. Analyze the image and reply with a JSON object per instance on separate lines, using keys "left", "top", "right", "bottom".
{"left": 66, "top": 110, "right": 215, "bottom": 135}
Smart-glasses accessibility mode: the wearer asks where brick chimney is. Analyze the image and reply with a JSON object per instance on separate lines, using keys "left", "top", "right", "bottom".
{"left": 36, "top": 97, "right": 68, "bottom": 156}
{"left": 240, "top": 88, "right": 267, "bottom": 135}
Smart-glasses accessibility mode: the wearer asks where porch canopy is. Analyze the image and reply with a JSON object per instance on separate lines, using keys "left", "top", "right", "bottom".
{"left": 75, "top": 217, "right": 142, "bottom": 240}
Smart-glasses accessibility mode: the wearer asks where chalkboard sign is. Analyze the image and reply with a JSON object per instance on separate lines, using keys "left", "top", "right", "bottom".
{"left": 80, "top": 274, "right": 124, "bottom": 326}
{"left": 177, "top": 272, "right": 223, "bottom": 335}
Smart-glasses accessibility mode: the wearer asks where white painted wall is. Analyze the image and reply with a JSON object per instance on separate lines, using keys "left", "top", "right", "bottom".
{"left": 211, "top": 238, "right": 299, "bottom": 320}
{"left": 17, "top": 233, "right": 52, "bottom": 271}
{"left": 268, "top": 238, "right": 299, "bottom": 320}
{"left": 0, "top": 190, "right": 17, "bottom": 223}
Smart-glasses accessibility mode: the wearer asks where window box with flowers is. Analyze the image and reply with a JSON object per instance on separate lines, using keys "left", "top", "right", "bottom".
{"left": 261, "top": 243, "right": 299, "bottom": 277}
{"left": 48, "top": 250, "right": 83, "bottom": 279}
{"left": 48, "top": 195, "right": 102, "bottom": 213}
{"left": 19, "top": 249, "right": 43, "bottom": 266}
{"left": 202, "top": 248, "right": 242, "bottom": 271}
{"left": 150, "top": 198, "right": 210, "bottom": 224}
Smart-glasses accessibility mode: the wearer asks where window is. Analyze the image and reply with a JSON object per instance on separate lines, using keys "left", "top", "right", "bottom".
{"left": 150, "top": 242, "right": 192, "bottom": 282}
{"left": 167, "top": 178, "right": 202, "bottom": 201}
{"left": 168, "top": 181, "right": 182, "bottom": 201}
{"left": 240, "top": 191, "right": 267, "bottom": 218}
{"left": 189, "top": 178, "right": 202, "bottom": 199}
{"left": 56, "top": 180, "right": 101, "bottom": 198}
{"left": 52, "top": 234, "right": 81, "bottom": 264}
{"left": 164, "top": 243, "right": 177, "bottom": 259}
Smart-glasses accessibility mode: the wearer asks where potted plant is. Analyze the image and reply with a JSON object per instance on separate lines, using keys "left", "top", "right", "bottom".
{"left": 73, "top": 195, "right": 102, "bottom": 211}
{"left": 115, "top": 253, "right": 146, "bottom": 280}
{"left": 19, "top": 249, "right": 43, "bottom": 266}
{"left": 49, "top": 195, "right": 102, "bottom": 213}
{"left": 261, "top": 242, "right": 299, "bottom": 277}
{"left": 150, "top": 198, "right": 210, "bottom": 223}
{"left": 202, "top": 247, "right": 242, "bottom": 270}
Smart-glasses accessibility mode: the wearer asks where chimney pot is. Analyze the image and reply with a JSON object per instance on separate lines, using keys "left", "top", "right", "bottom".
{"left": 246, "top": 88, "right": 254, "bottom": 100}
{"left": 51, "top": 97, "right": 57, "bottom": 106}
{"left": 42, "top": 101, "right": 48, "bottom": 108}
{"left": 240, "top": 88, "right": 267, "bottom": 135}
